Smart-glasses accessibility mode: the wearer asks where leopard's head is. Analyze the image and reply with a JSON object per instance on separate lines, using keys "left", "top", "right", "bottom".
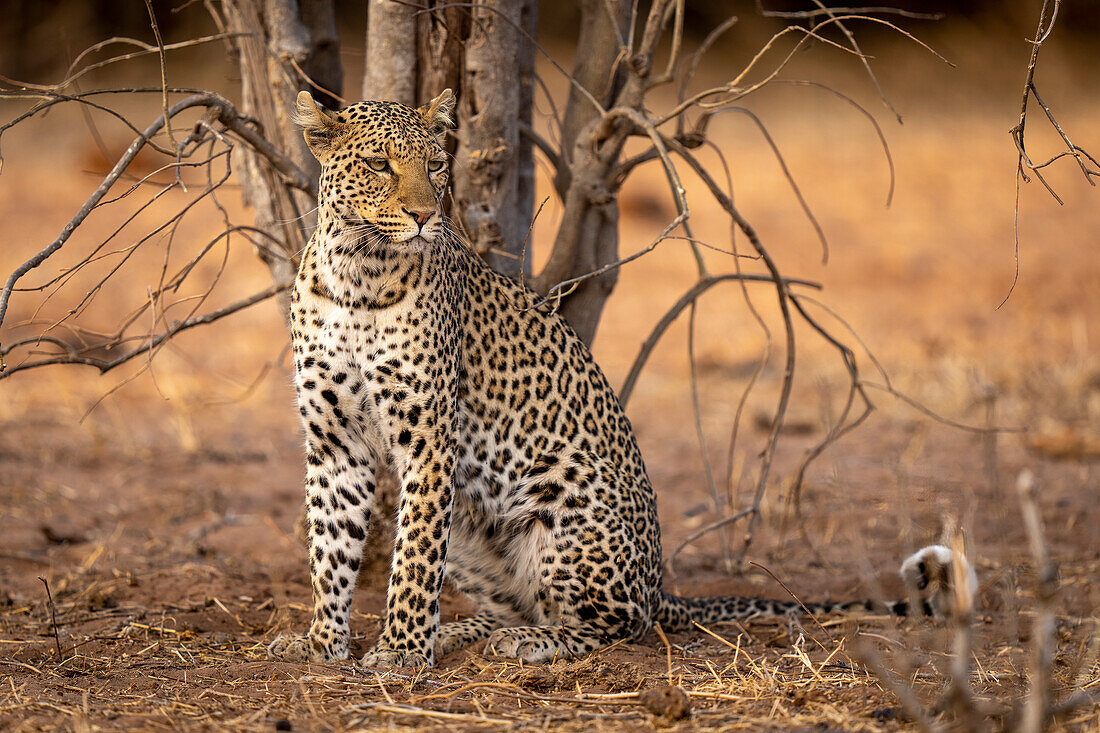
{"left": 295, "top": 89, "right": 454, "bottom": 246}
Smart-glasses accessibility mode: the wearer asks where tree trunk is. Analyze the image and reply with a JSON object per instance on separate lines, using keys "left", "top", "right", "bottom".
{"left": 514, "top": 2, "right": 538, "bottom": 274}
{"left": 417, "top": 1, "right": 470, "bottom": 221}
{"left": 532, "top": 0, "right": 629, "bottom": 345}
{"left": 450, "top": 0, "right": 537, "bottom": 277}
{"left": 363, "top": 0, "right": 417, "bottom": 104}
{"left": 361, "top": 1, "right": 537, "bottom": 277}
{"left": 219, "top": 0, "right": 342, "bottom": 318}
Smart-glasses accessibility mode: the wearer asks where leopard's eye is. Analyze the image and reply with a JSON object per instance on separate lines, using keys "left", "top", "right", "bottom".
{"left": 427, "top": 159, "right": 446, "bottom": 173}
{"left": 366, "top": 158, "right": 389, "bottom": 172}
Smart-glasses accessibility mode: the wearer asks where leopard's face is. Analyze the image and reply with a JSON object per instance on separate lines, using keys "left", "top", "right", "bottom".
{"left": 296, "top": 91, "right": 455, "bottom": 245}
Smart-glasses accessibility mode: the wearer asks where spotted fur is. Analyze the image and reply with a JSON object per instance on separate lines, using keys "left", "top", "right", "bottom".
{"left": 267, "top": 90, "right": 976, "bottom": 669}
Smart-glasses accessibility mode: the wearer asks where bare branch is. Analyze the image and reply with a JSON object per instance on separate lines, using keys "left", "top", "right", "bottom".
{"left": 860, "top": 382, "right": 1023, "bottom": 435}
{"left": 772, "top": 80, "right": 895, "bottom": 206}
{"left": 757, "top": 3, "right": 943, "bottom": 21}
{"left": 785, "top": 294, "right": 874, "bottom": 512}
{"left": 675, "top": 13, "right": 739, "bottom": 138}
{"left": 143, "top": 0, "right": 180, "bottom": 154}
{"left": 656, "top": 14, "right": 951, "bottom": 129}
{"left": 696, "top": 106, "right": 829, "bottom": 262}
{"left": 666, "top": 509, "right": 753, "bottom": 574}
{"left": 619, "top": 274, "right": 821, "bottom": 406}
{"left": 0, "top": 92, "right": 313, "bottom": 351}
{"left": 518, "top": 121, "right": 565, "bottom": 181}
{"left": 803, "top": 0, "right": 903, "bottom": 123}
{"left": 1004, "top": 0, "right": 1097, "bottom": 307}
{"left": 651, "top": 138, "right": 800, "bottom": 565}
{"left": 1, "top": 95, "right": 196, "bottom": 335}
{"left": 686, "top": 300, "right": 727, "bottom": 564}
{"left": 0, "top": 33, "right": 243, "bottom": 94}
{"left": 0, "top": 282, "right": 289, "bottom": 380}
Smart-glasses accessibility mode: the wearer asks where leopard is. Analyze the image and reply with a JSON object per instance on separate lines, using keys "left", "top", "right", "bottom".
{"left": 267, "top": 88, "right": 976, "bottom": 670}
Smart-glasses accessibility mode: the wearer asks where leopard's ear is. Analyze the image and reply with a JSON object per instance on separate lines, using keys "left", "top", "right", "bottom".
{"left": 417, "top": 88, "right": 455, "bottom": 139}
{"left": 294, "top": 91, "right": 348, "bottom": 161}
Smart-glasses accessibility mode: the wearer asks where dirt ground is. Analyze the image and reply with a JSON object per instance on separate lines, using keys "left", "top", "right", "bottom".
{"left": 2, "top": 26, "right": 1099, "bottom": 733}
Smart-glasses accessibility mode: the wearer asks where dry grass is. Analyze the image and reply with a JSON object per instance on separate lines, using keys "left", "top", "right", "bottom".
{"left": 2, "top": 582, "right": 1096, "bottom": 731}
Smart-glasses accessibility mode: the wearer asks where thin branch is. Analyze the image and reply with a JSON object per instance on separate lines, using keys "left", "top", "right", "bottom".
{"left": 0, "top": 33, "right": 243, "bottom": 93}
{"left": 143, "top": 0, "right": 180, "bottom": 153}
{"left": 656, "top": 14, "right": 951, "bottom": 128}
{"left": 748, "top": 561, "right": 835, "bottom": 645}
{"left": 785, "top": 295, "right": 874, "bottom": 512}
{"left": 0, "top": 282, "right": 289, "bottom": 379}
{"left": 1004, "top": 0, "right": 1096, "bottom": 307}
{"left": 939, "top": 530, "right": 979, "bottom": 728}
{"left": 37, "top": 577, "right": 65, "bottom": 663}
{"left": 855, "top": 639, "right": 942, "bottom": 733}
{"left": 647, "top": 0, "right": 685, "bottom": 87}
{"left": 666, "top": 509, "right": 753, "bottom": 573}
{"left": 860, "top": 381, "right": 1023, "bottom": 435}
{"left": 534, "top": 105, "right": 689, "bottom": 306}
{"left": 696, "top": 106, "right": 829, "bottom": 263}
{"left": 0, "top": 97, "right": 194, "bottom": 333}
{"left": 0, "top": 93, "right": 312, "bottom": 339}
{"left": 771, "top": 80, "right": 895, "bottom": 207}
{"left": 518, "top": 121, "right": 565, "bottom": 182}
{"left": 655, "top": 138, "right": 800, "bottom": 566}
{"left": 686, "top": 300, "right": 729, "bottom": 565}
{"left": 757, "top": 3, "right": 943, "bottom": 21}
{"left": 805, "top": 0, "right": 903, "bottom": 124}
{"left": 675, "top": 14, "right": 739, "bottom": 131}
{"left": 619, "top": 274, "right": 821, "bottom": 406}
{"left": 0, "top": 89, "right": 184, "bottom": 158}
{"left": 1016, "top": 469, "right": 1057, "bottom": 733}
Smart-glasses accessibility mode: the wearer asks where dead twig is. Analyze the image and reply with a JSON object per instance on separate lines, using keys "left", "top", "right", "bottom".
{"left": 1003, "top": 0, "right": 1098, "bottom": 307}
{"left": 0, "top": 89, "right": 311, "bottom": 380}
{"left": 1016, "top": 470, "right": 1057, "bottom": 733}
{"left": 666, "top": 509, "right": 754, "bottom": 578}
{"left": 143, "top": 0, "right": 180, "bottom": 155}
{"left": 855, "top": 639, "right": 943, "bottom": 733}
{"left": 37, "top": 577, "right": 65, "bottom": 663}
{"left": 619, "top": 274, "right": 821, "bottom": 406}
{"left": 748, "top": 562, "right": 835, "bottom": 647}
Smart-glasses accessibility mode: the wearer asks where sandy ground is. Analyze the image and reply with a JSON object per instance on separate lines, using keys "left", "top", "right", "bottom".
{"left": 1, "top": 29, "right": 1099, "bottom": 731}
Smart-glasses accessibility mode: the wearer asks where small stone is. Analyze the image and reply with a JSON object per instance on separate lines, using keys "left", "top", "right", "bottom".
{"left": 639, "top": 684, "right": 691, "bottom": 722}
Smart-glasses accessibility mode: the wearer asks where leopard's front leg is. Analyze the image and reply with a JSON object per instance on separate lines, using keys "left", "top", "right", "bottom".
{"left": 269, "top": 358, "right": 376, "bottom": 664}
{"left": 362, "top": 398, "right": 456, "bottom": 669}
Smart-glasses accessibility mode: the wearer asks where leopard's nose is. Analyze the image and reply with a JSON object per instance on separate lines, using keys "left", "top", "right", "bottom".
{"left": 405, "top": 208, "right": 433, "bottom": 227}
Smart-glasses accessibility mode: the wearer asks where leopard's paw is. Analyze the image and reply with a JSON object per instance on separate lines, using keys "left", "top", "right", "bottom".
{"left": 267, "top": 634, "right": 343, "bottom": 663}
{"left": 486, "top": 627, "right": 561, "bottom": 664}
{"left": 361, "top": 645, "right": 433, "bottom": 670}
{"left": 433, "top": 628, "right": 463, "bottom": 658}
{"left": 267, "top": 634, "right": 313, "bottom": 662}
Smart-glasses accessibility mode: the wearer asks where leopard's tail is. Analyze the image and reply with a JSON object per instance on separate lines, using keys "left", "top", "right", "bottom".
{"left": 653, "top": 545, "right": 976, "bottom": 632}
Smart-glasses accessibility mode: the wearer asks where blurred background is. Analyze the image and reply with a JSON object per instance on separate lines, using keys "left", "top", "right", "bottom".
{"left": 2, "top": 1, "right": 1100, "bottom": 726}
{"left": 0, "top": 0, "right": 1097, "bottom": 717}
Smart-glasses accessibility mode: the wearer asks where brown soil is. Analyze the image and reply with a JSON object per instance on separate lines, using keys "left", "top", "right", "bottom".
{"left": 2, "top": 42, "right": 1099, "bottom": 733}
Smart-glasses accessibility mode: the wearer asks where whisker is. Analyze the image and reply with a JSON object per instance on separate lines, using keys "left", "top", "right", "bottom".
{"left": 276, "top": 205, "right": 320, "bottom": 225}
